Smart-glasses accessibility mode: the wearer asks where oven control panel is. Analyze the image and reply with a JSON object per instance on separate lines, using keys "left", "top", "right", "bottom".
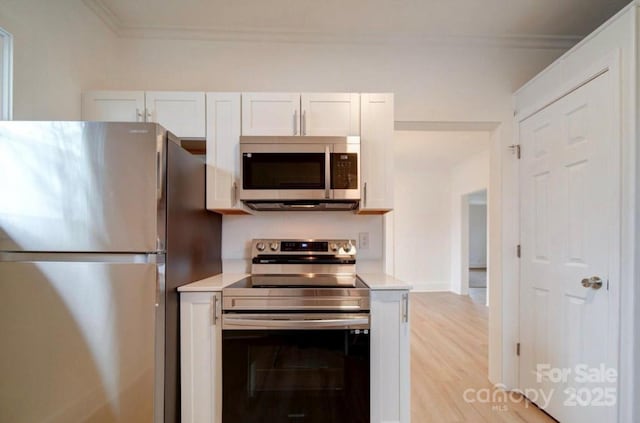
{"left": 252, "top": 239, "right": 356, "bottom": 256}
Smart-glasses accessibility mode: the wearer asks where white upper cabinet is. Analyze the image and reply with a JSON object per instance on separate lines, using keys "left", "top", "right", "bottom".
{"left": 82, "top": 90, "right": 206, "bottom": 139}
{"left": 242, "top": 92, "right": 301, "bottom": 136}
{"left": 300, "top": 93, "right": 360, "bottom": 136}
{"left": 359, "top": 93, "right": 394, "bottom": 213}
{"left": 206, "top": 92, "right": 249, "bottom": 214}
{"left": 145, "top": 91, "right": 206, "bottom": 139}
{"left": 82, "top": 91, "right": 145, "bottom": 122}
{"left": 241, "top": 92, "right": 360, "bottom": 136}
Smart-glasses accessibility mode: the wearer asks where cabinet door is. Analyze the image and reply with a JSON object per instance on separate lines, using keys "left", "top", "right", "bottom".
{"left": 301, "top": 93, "right": 360, "bottom": 136}
{"left": 360, "top": 93, "right": 394, "bottom": 213}
{"left": 180, "top": 292, "right": 222, "bottom": 423}
{"left": 81, "top": 90, "right": 145, "bottom": 122}
{"left": 242, "top": 93, "right": 301, "bottom": 136}
{"left": 206, "top": 93, "right": 249, "bottom": 214}
{"left": 145, "top": 91, "right": 206, "bottom": 139}
{"left": 371, "top": 290, "right": 410, "bottom": 423}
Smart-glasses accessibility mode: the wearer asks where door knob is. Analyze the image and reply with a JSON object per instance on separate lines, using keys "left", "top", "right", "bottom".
{"left": 581, "top": 276, "right": 603, "bottom": 290}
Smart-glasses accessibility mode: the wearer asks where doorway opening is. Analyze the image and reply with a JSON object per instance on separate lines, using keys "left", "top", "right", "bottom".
{"left": 465, "top": 189, "right": 488, "bottom": 305}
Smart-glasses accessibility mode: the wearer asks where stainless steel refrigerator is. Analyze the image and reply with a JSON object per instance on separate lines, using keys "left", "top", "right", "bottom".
{"left": 0, "top": 122, "right": 222, "bottom": 423}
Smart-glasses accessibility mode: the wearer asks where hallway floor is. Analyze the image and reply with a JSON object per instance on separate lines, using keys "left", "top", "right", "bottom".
{"left": 410, "top": 292, "right": 556, "bottom": 422}
{"left": 468, "top": 287, "right": 487, "bottom": 305}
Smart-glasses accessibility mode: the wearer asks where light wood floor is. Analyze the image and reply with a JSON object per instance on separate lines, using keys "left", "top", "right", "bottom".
{"left": 410, "top": 292, "right": 557, "bottom": 423}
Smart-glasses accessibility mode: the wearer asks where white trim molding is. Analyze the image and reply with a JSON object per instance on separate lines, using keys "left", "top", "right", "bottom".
{"left": 83, "top": 0, "right": 580, "bottom": 50}
{"left": 0, "top": 27, "right": 13, "bottom": 120}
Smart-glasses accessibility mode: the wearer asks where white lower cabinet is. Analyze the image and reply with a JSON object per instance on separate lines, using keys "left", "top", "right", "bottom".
{"left": 179, "top": 289, "right": 409, "bottom": 423}
{"left": 180, "top": 292, "right": 222, "bottom": 423}
{"left": 371, "top": 290, "right": 410, "bottom": 423}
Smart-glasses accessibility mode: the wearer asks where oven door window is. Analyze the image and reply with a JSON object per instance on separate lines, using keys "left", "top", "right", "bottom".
{"left": 242, "top": 153, "right": 325, "bottom": 190}
{"left": 223, "top": 330, "right": 370, "bottom": 423}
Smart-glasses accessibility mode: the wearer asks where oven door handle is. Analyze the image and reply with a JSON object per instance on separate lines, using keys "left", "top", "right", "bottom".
{"left": 223, "top": 315, "right": 370, "bottom": 330}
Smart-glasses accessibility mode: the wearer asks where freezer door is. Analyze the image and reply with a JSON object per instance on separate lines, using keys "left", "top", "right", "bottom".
{"left": 0, "top": 121, "right": 166, "bottom": 252}
{"left": 0, "top": 258, "right": 161, "bottom": 423}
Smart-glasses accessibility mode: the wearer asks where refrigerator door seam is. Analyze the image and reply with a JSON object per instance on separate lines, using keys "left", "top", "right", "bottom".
{"left": 0, "top": 252, "right": 164, "bottom": 263}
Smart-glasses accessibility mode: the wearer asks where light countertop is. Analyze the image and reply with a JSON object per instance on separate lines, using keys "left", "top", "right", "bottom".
{"left": 178, "top": 272, "right": 410, "bottom": 292}
{"left": 357, "top": 273, "right": 412, "bottom": 290}
{"left": 177, "top": 273, "right": 249, "bottom": 292}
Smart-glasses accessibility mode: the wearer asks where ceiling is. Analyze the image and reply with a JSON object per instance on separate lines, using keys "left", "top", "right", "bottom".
{"left": 85, "top": 0, "right": 630, "bottom": 46}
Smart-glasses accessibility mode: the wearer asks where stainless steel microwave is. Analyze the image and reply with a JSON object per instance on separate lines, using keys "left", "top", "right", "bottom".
{"left": 239, "top": 136, "right": 360, "bottom": 210}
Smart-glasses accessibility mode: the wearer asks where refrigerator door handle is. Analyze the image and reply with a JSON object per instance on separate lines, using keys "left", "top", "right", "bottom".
{"left": 155, "top": 263, "right": 165, "bottom": 307}
{"left": 157, "top": 150, "right": 163, "bottom": 200}
{"left": 155, "top": 267, "right": 160, "bottom": 307}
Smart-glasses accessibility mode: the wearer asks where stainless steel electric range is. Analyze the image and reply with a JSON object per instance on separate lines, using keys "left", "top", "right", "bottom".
{"left": 221, "top": 239, "right": 370, "bottom": 423}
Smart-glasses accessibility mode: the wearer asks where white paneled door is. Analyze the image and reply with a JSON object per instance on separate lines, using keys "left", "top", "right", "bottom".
{"left": 519, "top": 71, "right": 618, "bottom": 423}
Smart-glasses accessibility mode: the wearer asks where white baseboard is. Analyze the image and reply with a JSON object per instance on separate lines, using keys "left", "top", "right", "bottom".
{"left": 410, "top": 281, "right": 451, "bottom": 292}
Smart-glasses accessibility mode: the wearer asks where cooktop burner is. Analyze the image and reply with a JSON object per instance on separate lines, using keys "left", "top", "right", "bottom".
{"left": 226, "top": 274, "right": 368, "bottom": 289}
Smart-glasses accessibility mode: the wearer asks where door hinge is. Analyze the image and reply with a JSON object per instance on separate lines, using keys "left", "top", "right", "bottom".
{"left": 516, "top": 244, "right": 521, "bottom": 258}
{"left": 508, "top": 144, "right": 521, "bottom": 159}
{"left": 516, "top": 342, "right": 521, "bottom": 356}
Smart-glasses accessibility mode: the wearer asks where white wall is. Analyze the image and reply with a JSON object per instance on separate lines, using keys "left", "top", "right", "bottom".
{"left": 393, "top": 159, "right": 452, "bottom": 291}
{"left": 393, "top": 130, "right": 490, "bottom": 291}
{"left": 221, "top": 212, "right": 384, "bottom": 272}
{"left": 0, "top": 3, "right": 570, "bottom": 387}
{"left": 112, "top": 39, "right": 561, "bottom": 123}
{"left": 104, "top": 40, "right": 557, "bottom": 269}
{"left": 0, "top": 3, "right": 563, "bottom": 276}
{"left": 469, "top": 203, "right": 488, "bottom": 268}
{"left": 0, "top": 0, "right": 118, "bottom": 120}
{"left": 450, "top": 149, "right": 491, "bottom": 295}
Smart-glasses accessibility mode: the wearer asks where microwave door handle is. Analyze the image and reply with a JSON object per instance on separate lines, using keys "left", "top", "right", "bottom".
{"left": 325, "top": 146, "right": 331, "bottom": 199}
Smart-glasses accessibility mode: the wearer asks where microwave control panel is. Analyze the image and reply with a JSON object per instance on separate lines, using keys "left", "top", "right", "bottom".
{"left": 330, "top": 153, "right": 358, "bottom": 189}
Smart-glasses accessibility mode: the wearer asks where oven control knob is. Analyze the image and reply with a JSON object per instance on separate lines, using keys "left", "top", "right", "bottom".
{"left": 269, "top": 242, "right": 279, "bottom": 251}
{"left": 343, "top": 242, "right": 353, "bottom": 253}
{"left": 329, "top": 243, "right": 339, "bottom": 252}
{"left": 256, "top": 242, "right": 266, "bottom": 252}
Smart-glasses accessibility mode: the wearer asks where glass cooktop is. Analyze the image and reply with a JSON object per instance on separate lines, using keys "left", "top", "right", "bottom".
{"left": 226, "top": 274, "right": 368, "bottom": 289}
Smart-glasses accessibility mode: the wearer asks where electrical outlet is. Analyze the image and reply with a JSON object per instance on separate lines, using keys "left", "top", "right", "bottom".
{"left": 358, "top": 232, "right": 370, "bottom": 250}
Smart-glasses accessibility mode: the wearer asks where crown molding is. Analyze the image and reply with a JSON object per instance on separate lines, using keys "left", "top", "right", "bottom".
{"left": 83, "top": 0, "right": 121, "bottom": 33}
{"left": 83, "top": 0, "right": 581, "bottom": 50}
